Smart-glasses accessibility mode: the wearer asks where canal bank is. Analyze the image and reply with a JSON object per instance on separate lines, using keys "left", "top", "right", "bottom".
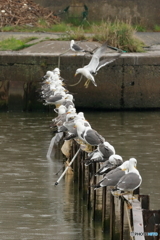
{"left": 0, "top": 33, "right": 160, "bottom": 111}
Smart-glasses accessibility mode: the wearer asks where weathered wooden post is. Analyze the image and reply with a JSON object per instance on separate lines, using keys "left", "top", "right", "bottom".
{"left": 154, "top": 224, "right": 160, "bottom": 240}
{"left": 139, "top": 195, "right": 150, "bottom": 210}
{"left": 102, "top": 187, "right": 107, "bottom": 229}
{"left": 110, "top": 193, "right": 115, "bottom": 240}
{"left": 120, "top": 197, "right": 124, "bottom": 240}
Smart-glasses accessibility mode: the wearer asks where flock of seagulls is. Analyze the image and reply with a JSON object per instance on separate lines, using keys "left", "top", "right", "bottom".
{"left": 40, "top": 39, "right": 142, "bottom": 198}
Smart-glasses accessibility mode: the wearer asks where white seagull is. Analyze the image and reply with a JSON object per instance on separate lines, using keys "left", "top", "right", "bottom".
{"left": 74, "top": 41, "right": 122, "bottom": 88}
{"left": 115, "top": 158, "right": 142, "bottom": 194}
{"left": 70, "top": 40, "right": 93, "bottom": 55}
{"left": 94, "top": 160, "right": 129, "bottom": 190}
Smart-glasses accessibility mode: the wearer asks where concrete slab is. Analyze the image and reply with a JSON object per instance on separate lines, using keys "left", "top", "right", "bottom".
{"left": 0, "top": 32, "right": 160, "bottom": 49}
{"left": 19, "top": 40, "right": 101, "bottom": 54}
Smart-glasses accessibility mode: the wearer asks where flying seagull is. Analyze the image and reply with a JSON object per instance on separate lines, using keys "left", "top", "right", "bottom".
{"left": 74, "top": 41, "right": 123, "bottom": 88}
{"left": 70, "top": 40, "right": 93, "bottom": 55}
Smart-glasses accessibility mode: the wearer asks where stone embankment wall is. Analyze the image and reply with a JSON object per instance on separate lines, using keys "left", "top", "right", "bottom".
{"left": 0, "top": 52, "right": 160, "bottom": 111}
{"left": 33, "top": 0, "right": 160, "bottom": 29}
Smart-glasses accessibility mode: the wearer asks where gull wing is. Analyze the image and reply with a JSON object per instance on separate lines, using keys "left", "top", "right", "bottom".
{"left": 96, "top": 53, "right": 121, "bottom": 71}
{"left": 72, "top": 43, "right": 83, "bottom": 51}
{"left": 84, "top": 41, "right": 108, "bottom": 73}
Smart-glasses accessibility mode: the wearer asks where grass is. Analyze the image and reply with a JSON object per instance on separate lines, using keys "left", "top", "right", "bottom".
{"left": 0, "top": 37, "right": 37, "bottom": 51}
{"left": 0, "top": 19, "right": 145, "bottom": 52}
{"left": 62, "top": 20, "right": 145, "bottom": 52}
{"left": 154, "top": 25, "right": 160, "bottom": 32}
{"left": 133, "top": 25, "right": 147, "bottom": 32}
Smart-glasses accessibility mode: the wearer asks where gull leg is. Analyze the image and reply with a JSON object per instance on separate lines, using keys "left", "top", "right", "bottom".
{"left": 84, "top": 79, "right": 90, "bottom": 88}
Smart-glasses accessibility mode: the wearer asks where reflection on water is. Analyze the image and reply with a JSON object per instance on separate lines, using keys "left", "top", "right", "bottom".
{"left": 0, "top": 111, "right": 160, "bottom": 239}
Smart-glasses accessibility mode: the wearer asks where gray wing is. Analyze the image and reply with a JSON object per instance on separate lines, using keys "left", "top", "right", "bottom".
{"left": 84, "top": 41, "right": 108, "bottom": 73}
{"left": 47, "top": 94, "right": 63, "bottom": 103}
{"left": 100, "top": 169, "right": 125, "bottom": 187}
{"left": 96, "top": 54, "right": 121, "bottom": 71}
{"left": 98, "top": 143, "right": 114, "bottom": 158}
{"left": 96, "top": 161, "right": 116, "bottom": 175}
{"left": 72, "top": 43, "right": 83, "bottom": 52}
{"left": 117, "top": 172, "right": 142, "bottom": 191}
{"left": 84, "top": 129, "right": 104, "bottom": 146}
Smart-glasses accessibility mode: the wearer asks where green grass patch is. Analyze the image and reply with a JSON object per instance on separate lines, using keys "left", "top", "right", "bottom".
{"left": 154, "top": 25, "right": 160, "bottom": 32}
{"left": 0, "top": 20, "right": 145, "bottom": 52}
{"left": 133, "top": 25, "right": 147, "bottom": 32}
{"left": 0, "top": 37, "right": 37, "bottom": 51}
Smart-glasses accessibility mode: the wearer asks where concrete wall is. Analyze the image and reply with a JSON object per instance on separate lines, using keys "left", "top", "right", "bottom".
{"left": 0, "top": 52, "right": 160, "bottom": 111}
{"left": 33, "top": 0, "right": 160, "bottom": 29}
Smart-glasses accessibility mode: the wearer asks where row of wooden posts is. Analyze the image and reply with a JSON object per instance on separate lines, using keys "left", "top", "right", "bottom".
{"left": 64, "top": 139, "right": 160, "bottom": 240}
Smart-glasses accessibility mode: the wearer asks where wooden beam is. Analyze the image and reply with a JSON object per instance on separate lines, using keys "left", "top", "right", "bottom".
{"left": 123, "top": 195, "right": 145, "bottom": 240}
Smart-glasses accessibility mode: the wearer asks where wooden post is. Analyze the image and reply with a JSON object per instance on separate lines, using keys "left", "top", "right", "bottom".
{"left": 110, "top": 193, "right": 115, "bottom": 240}
{"left": 139, "top": 195, "right": 150, "bottom": 210}
{"left": 154, "top": 224, "right": 160, "bottom": 240}
{"left": 102, "top": 186, "right": 107, "bottom": 230}
{"left": 87, "top": 163, "right": 92, "bottom": 210}
{"left": 77, "top": 149, "right": 81, "bottom": 190}
{"left": 120, "top": 197, "right": 124, "bottom": 240}
{"left": 92, "top": 162, "right": 97, "bottom": 220}
{"left": 143, "top": 210, "right": 160, "bottom": 240}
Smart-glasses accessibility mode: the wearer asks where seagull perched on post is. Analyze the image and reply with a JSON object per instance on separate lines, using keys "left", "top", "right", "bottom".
{"left": 114, "top": 158, "right": 142, "bottom": 194}
{"left": 74, "top": 41, "right": 123, "bottom": 88}
{"left": 70, "top": 40, "right": 93, "bottom": 55}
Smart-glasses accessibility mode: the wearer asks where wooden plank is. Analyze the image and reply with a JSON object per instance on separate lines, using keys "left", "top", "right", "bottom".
{"left": 123, "top": 195, "right": 145, "bottom": 240}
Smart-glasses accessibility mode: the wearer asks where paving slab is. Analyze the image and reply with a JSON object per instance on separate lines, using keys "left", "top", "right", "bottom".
{"left": 19, "top": 40, "right": 101, "bottom": 54}
{"left": 0, "top": 32, "right": 160, "bottom": 49}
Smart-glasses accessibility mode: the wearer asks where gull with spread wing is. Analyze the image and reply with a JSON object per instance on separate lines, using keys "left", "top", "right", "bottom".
{"left": 74, "top": 41, "right": 122, "bottom": 88}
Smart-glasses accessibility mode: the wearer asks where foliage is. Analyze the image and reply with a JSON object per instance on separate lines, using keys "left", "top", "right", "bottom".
{"left": 0, "top": 37, "right": 37, "bottom": 51}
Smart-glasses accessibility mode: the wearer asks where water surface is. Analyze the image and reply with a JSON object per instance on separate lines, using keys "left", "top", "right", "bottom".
{"left": 0, "top": 111, "right": 160, "bottom": 239}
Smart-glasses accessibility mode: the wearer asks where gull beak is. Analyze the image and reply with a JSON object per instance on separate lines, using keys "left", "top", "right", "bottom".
{"left": 122, "top": 168, "right": 127, "bottom": 171}
{"left": 74, "top": 125, "right": 77, "bottom": 128}
{"left": 134, "top": 166, "right": 137, "bottom": 169}
{"left": 67, "top": 112, "right": 71, "bottom": 114}
{"left": 74, "top": 73, "right": 77, "bottom": 77}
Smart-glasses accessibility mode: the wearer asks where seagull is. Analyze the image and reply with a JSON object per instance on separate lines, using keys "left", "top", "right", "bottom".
{"left": 95, "top": 154, "right": 123, "bottom": 176}
{"left": 93, "top": 160, "right": 129, "bottom": 190}
{"left": 84, "top": 141, "right": 115, "bottom": 166}
{"left": 62, "top": 94, "right": 75, "bottom": 109}
{"left": 70, "top": 40, "right": 93, "bottom": 55}
{"left": 74, "top": 41, "right": 122, "bottom": 88}
{"left": 74, "top": 119, "right": 105, "bottom": 146}
{"left": 44, "top": 89, "right": 66, "bottom": 107}
{"left": 114, "top": 158, "right": 142, "bottom": 194}
{"left": 64, "top": 112, "right": 91, "bottom": 140}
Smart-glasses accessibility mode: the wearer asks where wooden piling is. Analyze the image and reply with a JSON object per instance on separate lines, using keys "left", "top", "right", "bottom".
{"left": 120, "top": 197, "right": 124, "bottom": 240}
{"left": 154, "top": 224, "right": 160, "bottom": 240}
{"left": 102, "top": 187, "right": 107, "bottom": 230}
{"left": 139, "top": 195, "right": 150, "bottom": 210}
{"left": 66, "top": 140, "right": 160, "bottom": 240}
{"left": 110, "top": 192, "right": 115, "bottom": 240}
